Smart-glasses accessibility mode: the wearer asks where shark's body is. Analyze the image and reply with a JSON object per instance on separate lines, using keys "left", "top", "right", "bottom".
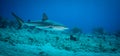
{"left": 11, "top": 12, "right": 68, "bottom": 31}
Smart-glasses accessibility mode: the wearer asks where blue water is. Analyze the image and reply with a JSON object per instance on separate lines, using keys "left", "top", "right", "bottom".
{"left": 0, "top": 0, "right": 120, "bottom": 33}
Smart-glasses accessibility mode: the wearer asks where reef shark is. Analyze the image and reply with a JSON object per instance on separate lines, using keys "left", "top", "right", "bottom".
{"left": 11, "top": 12, "right": 68, "bottom": 31}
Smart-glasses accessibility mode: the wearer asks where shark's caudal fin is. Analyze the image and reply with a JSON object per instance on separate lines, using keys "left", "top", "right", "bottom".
{"left": 11, "top": 12, "right": 24, "bottom": 28}
{"left": 42, "top": 13, "right": 48, "bottom": 22}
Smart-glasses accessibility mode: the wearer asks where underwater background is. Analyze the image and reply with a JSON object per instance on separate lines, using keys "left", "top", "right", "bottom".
{"left": 0, "top": 0, "right": 120, "bottom": 33}
{"left": 0, "top": 0, "right": 120, "bottom": 56}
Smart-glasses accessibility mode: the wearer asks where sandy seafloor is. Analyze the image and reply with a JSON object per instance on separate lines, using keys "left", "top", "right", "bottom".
{"left": 0, "top": 27, "right": 120, "bottom": 56}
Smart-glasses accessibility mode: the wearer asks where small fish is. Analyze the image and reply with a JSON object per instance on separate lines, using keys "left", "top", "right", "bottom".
{"left": 11, "top": 12, "right": 68, "bottom": 31}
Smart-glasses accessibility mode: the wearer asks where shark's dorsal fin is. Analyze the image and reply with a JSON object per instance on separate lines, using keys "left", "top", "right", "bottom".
{"left": 42, "top": 13, "right": 48, "bottom": 22}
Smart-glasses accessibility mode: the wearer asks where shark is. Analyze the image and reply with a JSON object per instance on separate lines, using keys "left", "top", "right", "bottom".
{"left": 11, "top": 12, "right": 68, "bottom": 31}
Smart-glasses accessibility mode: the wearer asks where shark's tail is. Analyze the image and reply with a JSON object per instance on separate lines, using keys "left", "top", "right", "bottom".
{"left": 11, "top": 12, "right": 24, "bottom": 28}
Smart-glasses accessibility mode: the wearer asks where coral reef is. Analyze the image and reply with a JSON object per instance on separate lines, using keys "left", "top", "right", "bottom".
{"left": 0, "top": 19, "right": 120, "bottom": 56}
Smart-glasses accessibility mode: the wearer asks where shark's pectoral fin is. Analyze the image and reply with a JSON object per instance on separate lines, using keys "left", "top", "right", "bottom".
{"left": 11, "top": 12, "right": 24, "bottom": 29}
{"left": 42, "top": 12, "right": 48, "bottom": 22}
